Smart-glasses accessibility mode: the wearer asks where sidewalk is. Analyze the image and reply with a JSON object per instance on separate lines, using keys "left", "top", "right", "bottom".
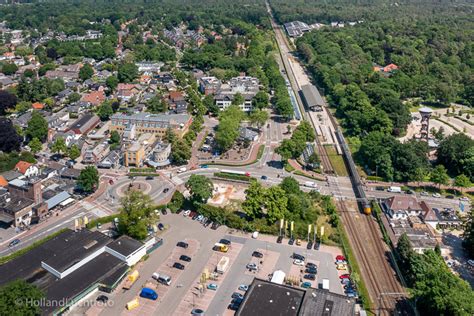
{"left": 288, "top": 159, "right": 326, "bottom": 181}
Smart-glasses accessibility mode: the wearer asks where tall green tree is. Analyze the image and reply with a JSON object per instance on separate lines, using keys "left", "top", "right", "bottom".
{"left": 0, "top": 280, "right": 44, "bottom": 316}
{"left": 97, "top": 101, "right": 113, "bottom": 121}
{"left": 79, "top": 63, "right": 94, "bottom": 81}
{"left": 106, "top": 75, "right": 119, "bottom": 92}
{"left": 264, "top": 186, "right": 288, "bottom": 224}
{"left": 118, "top": 190, "right": 157, "bottom": 240}
{"left": 28, "top": 138, "right": 42, "bottom": 154}
{"left": 67, "top": 144, "right": 81, "bottom": 161}
{"left": 170, "top": 138, "right": 191, "bottom": 165}
{"left": 454, "top": 174, "right": 472, "bottom": 192}
{"left": 249, "top": 109, "right": 269, "bottom": 130}
{"left": 117, "top": 62, "right": 138, "bottom": 83}
{"left": 26, "top": 112, "right": 48, "bottom": 141}
{"left": 77, "top": 166, "right": 99, "bottom": 193}
{"left": 185, "top": 175, "right": 214, "bottom": 206}
{"left": 51, "top": 137, "right": 67, "bottom": 156}
{"left": 242, "top": 179, "right": 266, "bottom": 219}
{"left": 430, "top": 165, "right": 450, "bottom": 188}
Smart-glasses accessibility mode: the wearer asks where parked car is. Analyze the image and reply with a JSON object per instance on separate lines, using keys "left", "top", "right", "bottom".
{"left": 293, "top": 259, "right": 305, "bottom": 266}
{"left": 232, "top": 292, "right": 244, "bottom": 300}
{"left": 460, "top": 197, "right": 470, "bottom": 202}
{"left": 177, "top": 241, "right": 189, "bottom": 248}
{"left": 261, "top": 175, "right": 268, "bottom": 180}
{"left": 420, "top": 191, "right": 429, "bottom": 196}
{"left": 336, "top": 255, "right": 346, "bottom": 261}
{"left": 406, "top": 189, "right": 415, "bottom": 194}
{"left": 161, "top": 209, "right": 168, "bottom": 215}
{"left": 183, "top": 210, "right": 191, "bottom": 216}
{"left": 146, "top": 176, "right": 154, "bottom": 180}
{"left": 238, "top": 284, "right": 249, "bottom": 291}
{"left": 335, "top": 260, "right": 347, "bottom": 265}
{"left": 191, "top": 308, "right": 205, "bottom": 315}
{"left": 228, "top": 302, "right": 241, "bottom": 310}
{"left": 163, "top": 188, "right": 169, "bottom": 193}
{"left": 179, "top": 255, "right": 191, "bottom": 262}
{"left": 9, "top": 239, "right": 20, "bottom": 247}
{"left": 432, "top": 193, "right": 441, "bottom": 198}
{"left": 246, "top": 263, "right": 258, "bottom": 271}
{"left": 305, "top": 267, "right": 317, "bottom": 274}
{"left": 288, "top": 238, "right": 295, "bottom": 245}
{"left": 207, "top": 283, "right": 218, "bottom": 290}
{"left": 304, "top": 274, "right": 316, "bottom": 280}
{"left": 220, "top": 239, "right": 231, "bottom": 245}
{"left": 375, "top": 186, "right": 385, "bottom": 191}
{"left": 306, "top": 241, "right": 313, "bottom": 249}
{"left": 173, "top": 262, "right": 185, "bottom": 270}
{"left": 295, "top": 239, "right": 302, "bottom": 246}
{"left": 277, "top": 235, "right": 283, "bottom": 243}
{"left": 306, "top": 262, "right": 317, "bottom": 268}
{"left": 96, "top": 295, "right": 109, "bottom": 303}
{"left": 339, "top": 274, "right": 351, "bottom": 279}
{"left": 292, "top": 253, "right": 305, "bottom": 261}
{"left": 158, "top": 223, "right": 165, "bottom": 231}
{"left": 196, "top": 215, "right": 203, "bottom": 221}
{"left": 301, "top": 282, "right": 312, "bottom": 288}
{"left": 446, "top": 195, "right": 454, "bottom": 199}
{"left": 211, "top": 222, "right": 220, "bottom": 230}
{"left": 252, "top": 251, "right": 263, "bottom": 258}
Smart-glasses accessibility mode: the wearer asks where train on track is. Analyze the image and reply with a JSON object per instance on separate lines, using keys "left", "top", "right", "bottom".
{"left": 335, "top": 129, "right": 372, "bottom": 215}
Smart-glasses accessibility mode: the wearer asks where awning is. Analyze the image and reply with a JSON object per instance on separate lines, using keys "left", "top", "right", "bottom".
{"left": 0, "top": 212, "right": 14, "bottom": 223}
{"left": 60, "top": 197, "right": 75, "bottom": 207}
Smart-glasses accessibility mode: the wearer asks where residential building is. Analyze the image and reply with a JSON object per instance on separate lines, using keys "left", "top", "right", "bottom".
{"left": 14, "top": 161, "right": 39, "bottom": 178}
{"left": 83, "top": 143, "right": 110, "bottom": 164}
{"left": 214, "top": 76, "right": 259, "bottom": 112}
{"left": 423, "top": 207, "right": 463, "bottom": 230}
{"left": 382, "top": 196, "right": 425, "bottom": 220}
{"left": 81, "top": 90, "right": 106, "bottom": 106}
{"left": 124, "top": 133, "right": 156, "bottom": 167}
{"left": 199, "top": 76, "right": 221, "bottom": 95}
{"left": 98, "top": 151, "right": 121, "bottom": 169}
{"left": 110, "top": 113, "right": 192, "bottom": 138}
{"left": 136, "top": 61, "right": 163, "bottom": 73}
{"left": 67, "top": 114, "right": 100, "bottom": 135}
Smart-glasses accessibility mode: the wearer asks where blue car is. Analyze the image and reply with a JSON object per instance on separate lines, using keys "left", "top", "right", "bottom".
{"left": 200, "top": 164, "right": 209, "bottom": 169}
{"left": 9, "top": 239, "right": 20, "bottom": 247}
{"left": 232, "top": 292, "right": 244, "bottom": 300}
{"left": 207, "top": 283, "right": 218, "bottom": 290}
{"left": 140, "top": 287, "right": 158, "bottom": 300}
{"left": 261, "top": 175, "right": 268, "bottom": 180}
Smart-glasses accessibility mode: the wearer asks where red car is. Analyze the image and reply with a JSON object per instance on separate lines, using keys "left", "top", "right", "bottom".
{"left": 336, "top": 255, "right": 346, "bottom": 261}
{"left": 339, "top": 274, "right": 350, "bottom": 279}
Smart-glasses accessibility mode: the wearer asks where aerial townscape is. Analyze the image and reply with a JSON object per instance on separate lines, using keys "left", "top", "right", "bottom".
{"left": 0, "top": 0, "right": 473, "bottom": 315}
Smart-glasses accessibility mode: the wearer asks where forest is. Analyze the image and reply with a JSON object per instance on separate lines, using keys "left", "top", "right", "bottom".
{"left": 271, "top": 0, "right": 474, "bottom": 182}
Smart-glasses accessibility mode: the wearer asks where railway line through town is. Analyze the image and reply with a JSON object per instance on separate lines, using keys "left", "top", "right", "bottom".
{"left": 267, "top": 2, "right": 411, "bottom": 314}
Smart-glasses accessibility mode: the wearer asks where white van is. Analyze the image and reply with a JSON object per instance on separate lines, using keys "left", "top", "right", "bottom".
{"left": 158, "top": 274, "right": 172, "bottom": 286}
{"left": 177, "top": 167, "right": 187, "bottom": 173}
{"left": 387, "top": 186, "right": 402, "bottom": 193}
{"left": 252, "top": 231, "right": 259, "bottom": 239}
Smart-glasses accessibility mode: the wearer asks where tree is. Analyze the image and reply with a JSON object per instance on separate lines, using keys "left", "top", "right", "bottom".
{"left": 264, "top": 186, "right": 288, "bottom": 224}
{"left": 77, "top": 166, "right": 99, "bottom": 193}
{"left": 79, "top": 63, "right": 94, "bottom": 81}
{"left": 28, "top": 138, "right": 42, "bottom": 154}
{"left": 106, "top": 75, "right": 119, "bottom": 92}
{"left": 430, "top": 165, "right": 450, "bottom": 188}
{"left": 117, "top": 62, "right": 138, "bottom": 83}
{"left": 68, "top": 144, "right": 81, "bottom": 161}
{"left": 167, "top": 190, "right": 184, "bottom": 213}
{"left": 185, "top": 175, "right": 213, "bottom": 205}
{"left": 118, "top": 190, "right": 157, "bottom": 240}
{"left": 15, "top": 101, "right": 31, "bottom": 113}
{"left": 26, "top": 111, "right": 48, "bottom": 141}
{"left": 396, "top": 233, "right": 413, "bottom": 271}
{"left": 249, "top": 109, "right": 269, "bottom": 130}
{"left": 51, "top": 137, "right": 67, "bottom": 156}
{"left": 1, "top": 63, "right": 18, "bottom": 75}
{"left": 252, "top": 91, "right": 269, "bottom": 109}
{"left": 0, "top": 280, "right": 44, "bottom": 316}
{"left": 0, "top": 118, "right": 22, "bottom": 152}
{"left": 0, "top": 90, "right": 17, "bottom": 115}
{"left": 110, "top": 130, "right": 120, "bottom": 144}
{"left": 437, "top": 133, "right": 474, "bottom": 179}
{"left": 67, "top": 92, "right": 81, "bottom": 104}
{"left": 170, "top": 139, "right": 191, "bottom": 165}
{"left": 413, "top": 167, "right": 428, "bottom": 186}
{"left": 280, "top": 177, "right": 301, "bottom": 195}
{"left": 462, "top": 210, "right": 474, "bottom": 258}
{"left": 147, "top": 95, "right": 167, "bottom": 113}
{"left": 275, "top": 139, "right": 294, "bottom": 161}
{"left": 97, "top": 101, "right": 113, "bottom": 121}
{"left": 454, "top": 174, "right": 471, "bottom": 192}
{"left": 203, "top": 94, "right": 219, "bottom": 114}
{"left": 242, "top": 179, "right": 266, "bottom": 219}
{"left": 232, "top": 92, "right": 244, "bottom": 106}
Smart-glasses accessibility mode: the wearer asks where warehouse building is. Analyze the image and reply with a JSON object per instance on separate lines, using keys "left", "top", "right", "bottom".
{"left": 110, "top": 113, "right": 192, "bottom": 138}
{"left": 284, "top": 21, "right": 311, "bottom": 37}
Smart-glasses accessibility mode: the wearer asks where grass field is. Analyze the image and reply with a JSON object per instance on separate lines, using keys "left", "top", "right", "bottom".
{"left": 324, "top": 144, "right": 348, "bottom": 176}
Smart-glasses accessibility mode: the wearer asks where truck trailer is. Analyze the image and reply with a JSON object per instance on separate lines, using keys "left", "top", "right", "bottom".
{"left": 216, "top": 256, "right": 230, "bottom": 274}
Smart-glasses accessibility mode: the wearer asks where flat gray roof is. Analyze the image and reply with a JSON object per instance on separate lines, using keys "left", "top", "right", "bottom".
{"left": 301, "top": 84, "right": 325, "bottom": 108}
{"left": 111, "top": 112, "right": 190, "bottom": 125}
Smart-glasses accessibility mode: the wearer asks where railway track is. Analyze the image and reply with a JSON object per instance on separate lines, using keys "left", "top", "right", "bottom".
{"left": 269, "top": 11, "right": 334, "bottom": 174}
{"left": 338, "top": 201, "right": 409, "bottom": 315}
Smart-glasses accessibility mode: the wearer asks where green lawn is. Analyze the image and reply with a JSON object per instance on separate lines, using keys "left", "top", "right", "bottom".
{"left": 324, "top": 145, "right": 348, "bottom": 176}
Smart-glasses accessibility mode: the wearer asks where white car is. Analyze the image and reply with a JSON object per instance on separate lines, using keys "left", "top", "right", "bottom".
{"left": 183, "top": 210, "right": 191, "bottom": 217}
{"left": 197, "top": 215, "right": 204, "bottom": 222}
{"left": 460, "top": 197, "right": 470, "bottom": 202}
{"left": 293, "top": 259, "right": 305, "bottom": 266}
{"left": 420, "top": 191, "right": 429, "bottom": 196}
{"left": 432, "top": 193, "right": 441, "bottom": 198}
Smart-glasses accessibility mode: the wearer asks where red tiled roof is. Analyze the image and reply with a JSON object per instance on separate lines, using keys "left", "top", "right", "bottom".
{"left": 15, "top": 161, "right": 32, "bottom": 174}
{"left": 386, "top": 196, "right": 422, "bottom": 211}
{"left": 32, "top": 102, "right": 45, "bottom": 110}
{"left": 0, "top": 176, "right": 7, "bottom": 187}
{"left": 81, "top": 90, "right": 106, "bottom": 106}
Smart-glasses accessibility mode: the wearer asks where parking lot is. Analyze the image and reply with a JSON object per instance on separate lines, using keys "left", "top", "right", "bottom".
{"left": 205, "top": 234, "right": 347, "bottom": 315}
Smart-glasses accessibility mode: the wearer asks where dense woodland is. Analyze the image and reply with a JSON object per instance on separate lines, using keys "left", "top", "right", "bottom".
{"left": 270, "top": 0, "right": 474, "bottom": 182}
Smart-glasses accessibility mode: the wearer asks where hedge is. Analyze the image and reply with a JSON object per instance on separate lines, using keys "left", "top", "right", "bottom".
{"left": 207, "top": 145, "right": 265, "bottom": 167}
{"left": 86, "top": 214, "right": 117, "bottom": 229}
{"left": 213, "top": 172, "right": 251, "bottom": 182}
{"left": 0, "top": 228, "right": 68, "bottom": 265}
